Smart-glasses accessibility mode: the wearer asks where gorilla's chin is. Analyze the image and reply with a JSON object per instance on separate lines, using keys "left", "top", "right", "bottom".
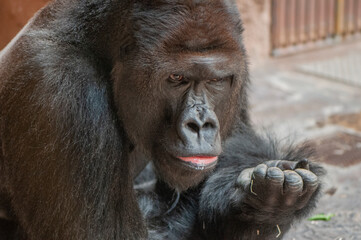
{"left": 152, "top": 152, "right": 216, "bottom": 191}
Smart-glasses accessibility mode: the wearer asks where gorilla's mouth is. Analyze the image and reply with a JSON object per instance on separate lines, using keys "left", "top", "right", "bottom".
{"left": 178, "top": 156, "right": 218, "bottom": 166}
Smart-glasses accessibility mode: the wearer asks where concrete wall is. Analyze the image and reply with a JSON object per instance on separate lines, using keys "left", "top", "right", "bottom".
{"left": 237, "top": 0, "right": 272, "bottom": 65}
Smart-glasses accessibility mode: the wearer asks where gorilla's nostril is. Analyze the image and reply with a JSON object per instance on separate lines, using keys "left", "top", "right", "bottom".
{"left": 187, "top": 122, "right": 200, "bottom": 133}
{"left": 203, "top": 122, "right": 214, "bottom": 129}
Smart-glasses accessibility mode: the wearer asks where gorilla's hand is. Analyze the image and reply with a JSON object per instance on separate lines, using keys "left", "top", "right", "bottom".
{"left": 198, "top": 157, "right": 323, "bottom": 238}
{"left": 235, "top": 159, "right": 319, "bottom": 223}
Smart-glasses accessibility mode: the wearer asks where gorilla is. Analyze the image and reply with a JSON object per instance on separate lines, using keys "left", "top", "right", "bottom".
{"left": 0, "top": 0, "right": 324, "bottom": 239}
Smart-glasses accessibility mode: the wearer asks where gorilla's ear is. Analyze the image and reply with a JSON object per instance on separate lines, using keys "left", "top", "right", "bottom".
{"left": 137, "top": 0, "right": 169, "bottom": 7}
{"left": 120, "top": 44, "right": 134, "bottom": 58}
{"left": 113, "top": 27, "right": 133, "bottom": 58}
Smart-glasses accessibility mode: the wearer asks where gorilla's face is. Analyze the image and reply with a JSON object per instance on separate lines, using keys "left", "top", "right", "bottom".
{"left": 113, "top": 2, "right": 245, "bottom": 191}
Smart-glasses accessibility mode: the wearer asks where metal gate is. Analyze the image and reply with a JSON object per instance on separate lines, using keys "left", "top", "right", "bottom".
{"left": 271, "top": 0, "right": 361, "bottom": 56}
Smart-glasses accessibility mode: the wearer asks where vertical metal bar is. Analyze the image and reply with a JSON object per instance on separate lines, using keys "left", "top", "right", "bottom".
{"left": 271, "top": 0, "right": 279, "bottom": 50}
{"left": 309, "top": 0, "right": 316, "bottom": 41}
{"left": 304, "top": 0, "right": 311, "bottom": 42}
{"left": 345, "top": 0, "right": 354, "bottom": 34}
{"left": 285, "top": 0, "right": 290, "bottom": 46}
{"left": 354, "top": 0, "right": 359, "bottom": 31}
{"left": 327, "top": 0, "right": 337, "bottom": 36}
{"left": 357, "top": 0, "right": 361, "bottom": 31}
{"left": 295, "top": 0, "right": 300, "bottom": 44}
{"left": 297, "top": 0, "right": 307, "bottom": 42}
{"left": 343, "top": 0, "right": 348, "bottom": 35}
{"left": 318, "top": 0, "right": 327, "bottom": 39}
{"left": 278, "top": 0, "right": 287, "bottom": 47}
{"left": 287, "top": 0, "right": 297, "bottom": 45}
{"left": 325, "top": 0, "right": 331, "bottom": 36}
{"left": 336, "top": 0, "right": 345, "bottom": 35}
{"left": 315, "top": 0, "right": 320, "bottom": 39}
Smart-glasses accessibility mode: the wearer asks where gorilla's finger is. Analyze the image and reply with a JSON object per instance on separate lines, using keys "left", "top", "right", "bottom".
{"left": 282, "top": 170, "right": 303, "bottom": 207}
{"left": 263, "top": 167, "right": 284, "bottom": 205}
{"left": 294, "top": 169, "right": 319, "bottom": 210}
{"left": 252, "top": 164, "right": 268, "bottom": 180}
{"left": 295, "top": 169, "right": 318, "bottom": 189}
{"left": 249, "top": 164, "right": 268, "bottom": 196}
{"left": 266, "top": 167, "right": 284, "bottom": 183}
{"left": 295, "top": 159, "right": 310, "bottom": 170}
{"left": 236, "top": 168, "right": 253, "bottom": 189}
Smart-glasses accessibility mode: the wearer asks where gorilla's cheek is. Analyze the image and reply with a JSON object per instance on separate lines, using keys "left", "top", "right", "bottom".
{"left": 121, "top": 103, "right": 164, "bottom": 151}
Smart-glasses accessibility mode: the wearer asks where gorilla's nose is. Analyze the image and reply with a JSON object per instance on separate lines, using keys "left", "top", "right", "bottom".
{"left": 185, "top": 116, "right": 217, "bottom": 135}
{"left": 177, "top": 106, "right": 221, "bottom": 155}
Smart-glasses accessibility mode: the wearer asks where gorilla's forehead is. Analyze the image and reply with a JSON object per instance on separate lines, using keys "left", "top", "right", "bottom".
{"left": 141, "top": 0, "right": 237, "bottom": 7}
{"left": 187, "top": 54, "right": 239, "bottom": 67}
{"left": 133, "top": 0, "right": 243, "bottom": 53}
{"left": 182, "top": 54, "right": 240, "bottom": 79}
{"left": 188, "top": 55, "right": 226, "bottom": 64}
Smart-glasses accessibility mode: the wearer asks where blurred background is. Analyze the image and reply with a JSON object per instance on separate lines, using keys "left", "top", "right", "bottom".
{"left": 1, "top": 0, "right": 360, "bottom": 239}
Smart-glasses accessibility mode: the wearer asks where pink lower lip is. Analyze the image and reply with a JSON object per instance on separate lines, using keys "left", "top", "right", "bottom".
{"left": 178, "top": 156, "right": 218, "bottom": 165}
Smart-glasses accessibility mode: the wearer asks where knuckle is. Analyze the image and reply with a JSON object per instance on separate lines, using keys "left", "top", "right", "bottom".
{"left": 295, "top": 169, "right": 318, "bottom": 183}
{"left": 284, "top": 170, "right": 302, "bottom": 183}
{"left": 255, "top": 163, "right": 268, "bottom": 172}
{"left": 267, "top": 167, "right": 284, "bottom": 181}
{"left": 253, "top": 164, "right": 267, "bottom": 178}
{"left": 306, "top": 181, "right": 319, "bottom": 191}
{"left": 236, "top": 169, "right": 253, "bottom": 187}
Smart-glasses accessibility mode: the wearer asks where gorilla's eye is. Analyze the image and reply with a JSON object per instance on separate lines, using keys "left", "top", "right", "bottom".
{"left": 207, "top": 78, "right": 223, "bottom": 83}
{"left": 169, "top": 74, "right": 184, "bottom": 81}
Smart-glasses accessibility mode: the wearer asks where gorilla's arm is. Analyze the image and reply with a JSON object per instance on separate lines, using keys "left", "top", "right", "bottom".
{"left": 131, "top": 163, "right": 196, "bottom": 240}
{"left": 0, "top": 2, "right": 147, "bottom": 238}
{"left": 196, "top": 126, "right": 325, "bottom": 239}
{"left": 135, "top": 187, "right": 200, "bottom": 240}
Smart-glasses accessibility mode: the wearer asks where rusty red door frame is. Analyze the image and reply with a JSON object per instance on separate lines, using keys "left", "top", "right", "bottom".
{"left": 271, "top": 0, "right": 361, "bottom": 56}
